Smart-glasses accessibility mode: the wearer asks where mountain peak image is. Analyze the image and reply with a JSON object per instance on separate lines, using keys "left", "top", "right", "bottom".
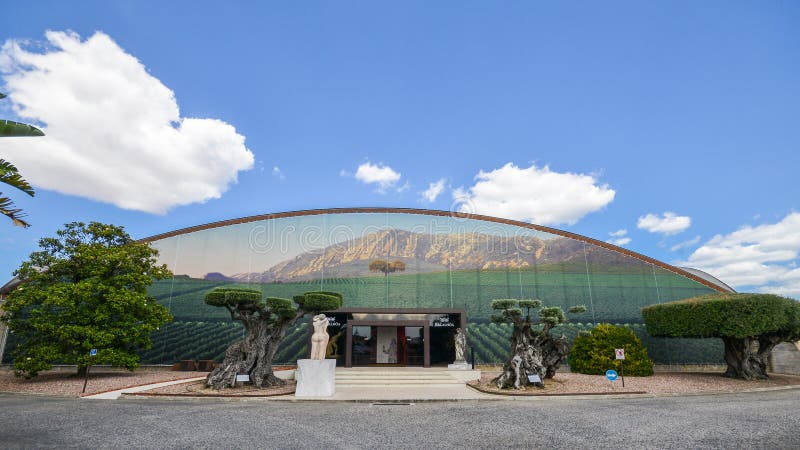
{"left": 205, "top": 229, "right": 630, "bottom": 282}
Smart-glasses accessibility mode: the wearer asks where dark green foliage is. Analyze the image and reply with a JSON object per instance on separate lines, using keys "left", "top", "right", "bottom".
{"left": 300, "top": 291, "right": 344, "bottom": 311}
{"left": 643, "top": 293, "right": 800, "bottom": 340}
{"left": 568, "top": 305, "right": 588, "bottom": 314}
{"left": 265, "top": 297, "right": 295, "bottom": 319}
{"left": 491, "top": 299, "right": 517, "bottom": 310}
{"left": 569, "top": 324, "right": 654, "bottom": 376}
{"left": 1, "top": 222, "right": 172, "bottom": 377}
{"left": 204, "top": 288, "right": 262, "bottom": 307}
{"left": 539, "top": 306, "right": 567, "bottom": 325}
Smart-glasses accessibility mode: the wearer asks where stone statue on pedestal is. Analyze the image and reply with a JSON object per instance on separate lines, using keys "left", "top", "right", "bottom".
{"left": 310, "top": 314, "right": 330, "bottom": 360}
{"left": 454, "top": 327, "right": 467, "bottom": 363}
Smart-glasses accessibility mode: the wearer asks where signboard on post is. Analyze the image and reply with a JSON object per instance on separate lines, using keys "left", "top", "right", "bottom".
{"left": 605, "top": 369, "right": 618, "bottom": 382}
{"left": 90, "top": 348, "right": 98, "bottom": 357}
{"left": 615, "top": 348, "right": 625, "bottom": 360}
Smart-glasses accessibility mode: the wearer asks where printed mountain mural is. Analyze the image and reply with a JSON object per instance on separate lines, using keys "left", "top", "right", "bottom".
{"left": 205, "top": 229, "right": 634, "bottom": 282}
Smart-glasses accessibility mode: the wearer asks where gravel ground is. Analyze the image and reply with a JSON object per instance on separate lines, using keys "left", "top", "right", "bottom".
{"left": 142, "top": 379, "right": 296, "bottom": 396}
{"left": 0, "top": 368, "right": 208, "bottom": 397}
{"left": 472, "top": 371, "right": 800, "bottom": 395}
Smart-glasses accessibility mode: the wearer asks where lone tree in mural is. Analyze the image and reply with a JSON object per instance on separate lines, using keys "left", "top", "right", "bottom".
{"left": 1, "top": 222, "right": 173, "bottom": 377}
{"left": 492, "top": 299, "right": 586, "bottom": 389}
{"left": 643, "top": 293, "right": 800, "bottom": 380}
{"left": 369, "top": 259, "right": 406, "bottom": 276}
{"left": 205, "top": 289, "right": 343, "bottom": 390}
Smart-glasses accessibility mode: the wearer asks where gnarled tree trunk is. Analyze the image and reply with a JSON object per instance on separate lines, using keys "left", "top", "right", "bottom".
{"left": 722, "top": 336, "right": 775, "bottom": 380}
{"left": 493, "top": 324, "right": 544, "bottom": 389}
{"left": 493, "top": 322, "right": 572, "bottom": 389}
{"left": 206, "top": 317, "right": 292, "bottom": 390}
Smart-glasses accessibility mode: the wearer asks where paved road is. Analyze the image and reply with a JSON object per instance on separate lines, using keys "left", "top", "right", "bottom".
{"left": 1, "top": 390, "right": 798, "bottom": 449}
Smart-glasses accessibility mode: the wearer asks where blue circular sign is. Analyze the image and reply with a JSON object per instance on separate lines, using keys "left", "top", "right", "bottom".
{"left": 605, "top": 369, "right": 618, "bottom": 381}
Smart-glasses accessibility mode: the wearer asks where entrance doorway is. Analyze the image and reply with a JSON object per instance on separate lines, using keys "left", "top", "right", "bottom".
{"left": 314, "top": 308, "right": 466, "bottom": 368}
{"left": 347, "top": 319, "right": 429, "bottom": 367}
{"left": 350, "top": 325, "right": 425, "bottom": 366}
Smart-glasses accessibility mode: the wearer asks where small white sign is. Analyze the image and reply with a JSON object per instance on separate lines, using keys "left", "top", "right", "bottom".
{"left": 615, "top": 348, "right": 625, "bottom": 360}
{"left": 527, "top": 374, "right": 542, "bottom": 384}
{"left": 235, "top": 374, "right": 250, "bottom": 382}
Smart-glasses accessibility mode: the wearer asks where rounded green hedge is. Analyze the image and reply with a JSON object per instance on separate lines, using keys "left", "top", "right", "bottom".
{"left": 642, "top": 293, "right": 800, "bottom": 339}
{"left": 569, "top": 323, "right": 654, "bottom": 376}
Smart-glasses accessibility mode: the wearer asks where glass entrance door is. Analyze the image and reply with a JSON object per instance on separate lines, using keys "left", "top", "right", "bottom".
{"left": 348, "top": 322, "right": 428, "bottom": 367}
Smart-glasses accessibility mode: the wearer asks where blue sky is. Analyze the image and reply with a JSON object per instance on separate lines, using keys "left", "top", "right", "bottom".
{"left": 1, "top": 1, "right": 798, "bottom": 297}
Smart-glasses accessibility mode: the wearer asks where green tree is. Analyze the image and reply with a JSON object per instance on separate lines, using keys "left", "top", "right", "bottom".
{"left": 1, "top": 92, "right": 44, "bottom": 227}
{"left": 642, "top": 293, "right": 800, "bottom": 380}
{"left": 491, "top": 298, "right": 586, "bottom": 388}
{"left": 569, "top": 324, "right": 654, "bottom": 376}
{"left": 205, "top": 288, "right": 343, "bottom": 390}
{"left": 1, "top": 222, "right": 173, "bottom": 377}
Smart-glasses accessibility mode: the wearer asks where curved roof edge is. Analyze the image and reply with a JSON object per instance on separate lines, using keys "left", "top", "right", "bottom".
{"left": 138, "top": 207, "right": 730, "bottom": 294}
{"left": 679, "top": 267, "right": 737, "bottom": 293}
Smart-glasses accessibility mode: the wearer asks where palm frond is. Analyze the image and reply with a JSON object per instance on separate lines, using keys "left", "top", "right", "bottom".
{"left": 0, "top": 120, "right": 44, "bottom": 137}
{"left": 0, "top": 195, "right": 31, "bottom": 228}
{"left": 0, "top": 159, "right": 34, "bottom": 197}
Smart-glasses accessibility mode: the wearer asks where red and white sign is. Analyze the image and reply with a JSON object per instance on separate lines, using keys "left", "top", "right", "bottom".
{"left": 615, "top": 348, "right": 625, "bottom": 360}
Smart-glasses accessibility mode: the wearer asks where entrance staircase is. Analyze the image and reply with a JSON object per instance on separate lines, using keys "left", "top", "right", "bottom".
{"left": 335, "top": 367, "right": 466, "bottom": 387}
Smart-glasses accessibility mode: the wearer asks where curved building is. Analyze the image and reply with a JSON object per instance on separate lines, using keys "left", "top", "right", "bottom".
{"left": 120, "top": 208, "right": 730, "bottom": 367}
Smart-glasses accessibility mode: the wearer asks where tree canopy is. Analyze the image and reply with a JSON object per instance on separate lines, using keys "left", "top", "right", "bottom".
{"left": 1, "top": 222, "right": 173, "bottom": 377}
{"left": 642, "top": 293, "right": 800, "bottom": 379}
{"left": 369, "top": 259, "right": 407, "bottom": 275}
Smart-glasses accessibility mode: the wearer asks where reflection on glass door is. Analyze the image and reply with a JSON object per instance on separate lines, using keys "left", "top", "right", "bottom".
{"left": 377, "top": 327, "right": 398, "bottom": 363}
{"left": 404, "top": 326, "right": 424, "bottom": 366}
{"left": 352, "top": 326, "right": 375, "bottom": 366}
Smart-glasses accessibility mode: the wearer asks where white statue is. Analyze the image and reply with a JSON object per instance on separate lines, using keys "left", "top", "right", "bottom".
{"left": 310, "top": 314, "right": 330, "bottom": 360}
{"left": 454, "top": 327, "right": 467, "bottom": 363}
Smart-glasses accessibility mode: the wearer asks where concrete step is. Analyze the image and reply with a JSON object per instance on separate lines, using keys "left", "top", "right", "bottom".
{"left": 334, "top": 368, "right": 465, "bottom": 386}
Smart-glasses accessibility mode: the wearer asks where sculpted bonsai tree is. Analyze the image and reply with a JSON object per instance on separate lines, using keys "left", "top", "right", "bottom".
{"left": 492, "top": 299, "right": 586, "bottom": 389}
{"left": 643, "top": 293, "right": 800, "bottom": 380}
{"left": 205, "top": 288, "right": 343, "bottom": 390}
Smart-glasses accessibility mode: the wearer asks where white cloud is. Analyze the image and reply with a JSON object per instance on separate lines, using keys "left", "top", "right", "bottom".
{"left": 353, "top": 162, "right": 401, "bottom": 192}
{"left": 606, "top": 229, "right": 630, "bottom": 247}
{"left": 670, "top": 235, "right": 701, "bottom": 252}
{"left": 420, "top": 178, "right": 446, "bottom": 203}
{"left": 452, "top": 163, "right": 615, "bottom": 225}
{"left": 608, "top": 237, "right": 631, "bottom": 247}
{"left": 0, "top": 31, "right": 253, "bottom": 214}
{"left": 679, "top": 213, "right": 800, "bottom": 298}
{"left": 272, "top": 166, "right": 285, "bottom": 180}
{"left": 637, "top": 212, "right": 691, "bottom": 235}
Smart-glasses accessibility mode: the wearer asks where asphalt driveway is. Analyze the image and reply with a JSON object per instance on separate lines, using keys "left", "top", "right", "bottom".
{"left": 1, "top": 389, "right": 798, "bottom": 448}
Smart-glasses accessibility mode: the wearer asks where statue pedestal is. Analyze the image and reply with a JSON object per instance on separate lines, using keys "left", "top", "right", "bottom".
{"left": 295, "top": 359, "right": 336, "bottom": 397}
{"left": 448, "top": 360, "right": 470, "bottom": 370}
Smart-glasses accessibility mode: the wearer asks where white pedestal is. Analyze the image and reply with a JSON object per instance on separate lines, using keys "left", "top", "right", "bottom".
{"left": 448, "top": 361, "right": 470, "bottom": 370}
{"left": 295, "top": 359, "right": 336, "bottom": 397}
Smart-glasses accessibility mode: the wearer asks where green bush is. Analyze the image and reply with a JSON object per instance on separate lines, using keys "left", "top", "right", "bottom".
{"left": 642, "top": 293, "right": 800, "bottom": 339}
{"left": 569, "top": 323, "right": 654, "bottom": 376}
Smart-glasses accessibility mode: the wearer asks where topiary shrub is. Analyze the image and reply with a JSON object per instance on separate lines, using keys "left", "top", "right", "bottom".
{"left": 643, "top": 293, "right": 800, "bottom": 380}
{"left": 569, "top": 323, "right": 654, "bottom": 376}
